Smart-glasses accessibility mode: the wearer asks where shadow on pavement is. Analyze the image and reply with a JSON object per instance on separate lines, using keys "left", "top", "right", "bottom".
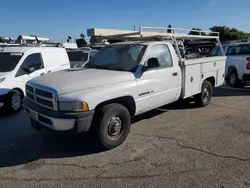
{"left": 0, "top": 109, "right": 106, "bottom": 168}
{"left": 1, "top": 87, "right": 247, "bottom": 168}
{"left": 213, "top": 87, "right": 250, "bottom": 97}
{"left": 0, "top": 100, "right": 200, "bottom": 168}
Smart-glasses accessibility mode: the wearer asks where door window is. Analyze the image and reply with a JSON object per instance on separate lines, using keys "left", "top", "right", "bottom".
{"left": 16, "top": 53, "right": 44, "bottom": 77}
{"left": 147, "top": 44, "right": 173, "bottom": 68}
{"left": 209, "top": 47, "right": 219, "bottom": 56}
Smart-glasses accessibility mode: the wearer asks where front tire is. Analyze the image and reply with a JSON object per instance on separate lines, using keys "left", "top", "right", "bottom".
{"left": 5, "top": 90, "right": 22, "bottom": 113}
{"left": 94, "top": 103, "right": 131, "bottom": 150}
{"left": 194, "top": 81, "right": 213, "bottom": 107}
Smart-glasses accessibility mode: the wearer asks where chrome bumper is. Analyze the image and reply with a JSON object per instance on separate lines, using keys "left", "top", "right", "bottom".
{"left": 23, "top": 97, "right": 94, "bottom": 133}
{"left": 24, "top": 106, "right": 75, "bottom": 131}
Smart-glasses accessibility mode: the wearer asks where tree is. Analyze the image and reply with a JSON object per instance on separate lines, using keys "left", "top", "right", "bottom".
{"left": 167, "top": 25, "right": 172, "bottom": 33}
{"left": 80, "top": 33, "right": 85, "bottom": 38}
{"left": 76, "top": 38, "right": 87, "bottom": 47}
{"left": 188, "top": 28, "right": 206, "bottom": 36}
{"left": 209, "top": 26, "right": 248, "bottom": 42}
{"left": 76, "top": 33, "right": 87, "bottom": 47}
{"left": 89, "top": 36, "right": 102, "bottom": 44}
{"left": 67, "top": 36, "right": 72, "bottom": 43}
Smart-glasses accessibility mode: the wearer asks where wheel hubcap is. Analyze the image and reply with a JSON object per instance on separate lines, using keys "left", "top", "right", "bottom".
{"left": 230, "top": 73, "right": 236, "bottom": 85}
{"left": 11, "top": 93, "right": 21, "bottom": 111}
{"left": 107, "top": 115, "right": 123, "bottom": 139}
{"left": 203, "top": 87, "right": 210, "bottom": 103}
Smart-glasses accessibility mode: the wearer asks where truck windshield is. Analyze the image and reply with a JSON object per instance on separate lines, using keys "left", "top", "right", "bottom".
{"left": 85, "top": 44, "right": 146, "bottom": 72}
{"left": 0, "top": 52, "right": 23, "bottom": 72}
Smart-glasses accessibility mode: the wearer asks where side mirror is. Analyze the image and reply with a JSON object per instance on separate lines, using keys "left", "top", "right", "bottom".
{"left": 143, "top": 58, "right": 159, "bottom": 71}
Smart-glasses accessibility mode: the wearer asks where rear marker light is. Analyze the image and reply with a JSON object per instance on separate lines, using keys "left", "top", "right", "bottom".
{"left": 246, "top": 57, "right": 250, "bottom": 69}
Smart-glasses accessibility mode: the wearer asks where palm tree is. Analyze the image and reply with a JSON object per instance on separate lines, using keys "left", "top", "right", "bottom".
{"left": 80, "top": 33, "right": 85, "bottom": 38}
{"left": 67, "top": 36, "right": 72, "bottom": 42}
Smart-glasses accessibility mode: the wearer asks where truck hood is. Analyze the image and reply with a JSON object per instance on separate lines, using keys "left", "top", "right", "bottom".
{"left": 30, "top": 68, "right": 135, "bottom": 95}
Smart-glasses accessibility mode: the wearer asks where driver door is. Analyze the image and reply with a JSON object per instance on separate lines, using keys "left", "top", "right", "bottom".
{"left": 14, "top": 53, "right": 45, "bottom": 92}
{"left": 136, "top": 44, "right": 180, "bottom": 114}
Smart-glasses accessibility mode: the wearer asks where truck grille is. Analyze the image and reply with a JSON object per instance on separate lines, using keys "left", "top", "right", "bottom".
{"left": 25, "top": 83, "right": 58, "bottom": 110}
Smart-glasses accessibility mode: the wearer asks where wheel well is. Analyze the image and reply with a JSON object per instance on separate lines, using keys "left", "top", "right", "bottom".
{"left": 95, "top": 96, "right": 136, "bottom": 116}
{"left": 205, "top": 77, "right": 215, "bottom": 87}
{"left": 12, "top": 88, "right": 24, "bottom": 98}
{"left": 227, "top": 66, "right": 237, "bottom": 77}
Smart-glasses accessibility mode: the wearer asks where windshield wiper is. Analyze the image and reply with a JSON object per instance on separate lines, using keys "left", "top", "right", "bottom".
{"left": 85, "top": 64, "right": 128, "bottom": 71}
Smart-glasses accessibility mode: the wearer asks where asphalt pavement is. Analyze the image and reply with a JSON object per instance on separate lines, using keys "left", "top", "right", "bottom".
{"left": 0, "top": 87, "right": 250, "bottom": 188}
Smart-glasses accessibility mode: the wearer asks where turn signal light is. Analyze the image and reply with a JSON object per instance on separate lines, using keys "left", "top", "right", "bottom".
{"left": 82, "top": 102, "right": 89, "bottom": 112}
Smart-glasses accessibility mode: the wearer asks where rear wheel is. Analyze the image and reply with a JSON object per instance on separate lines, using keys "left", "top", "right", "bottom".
{"left": 228, "top": 71, "right": 241, "bottom": 88}
{"left": 194, "top": 81, "right": 213, "bottom": 107}
{"left": 5, "top": 90, "right": 23, "bottom": 113}
{"left": 94, "top": 103, "right": 131, "bottom": 150}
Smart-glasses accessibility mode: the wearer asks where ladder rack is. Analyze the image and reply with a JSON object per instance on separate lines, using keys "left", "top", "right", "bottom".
{"left": 87, "top": 26, "right": 224, "bottom": 60}
{"left": 0, "top": 43, "right": 80, "bottom": 49}
{"left": 87, "top": 26, "right": 219, "bottom": 40}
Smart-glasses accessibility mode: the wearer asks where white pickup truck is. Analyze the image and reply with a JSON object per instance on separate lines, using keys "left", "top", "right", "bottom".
{"left": 209, "top": 42, "right": 250, "bottom": 87}
{"left": 23, "top": 27, "right": 226, "bottom": 149}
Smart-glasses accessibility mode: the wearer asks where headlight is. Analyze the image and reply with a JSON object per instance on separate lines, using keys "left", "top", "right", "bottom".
{"left": 58, "top": 101, "right": 89, "bottom": 112}
{"left": 0, "top": 77, "right": 5, "bottom": 83}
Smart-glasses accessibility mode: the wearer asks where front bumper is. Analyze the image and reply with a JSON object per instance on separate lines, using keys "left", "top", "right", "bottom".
{"left": 23, "top": 98, "right": 94, "bottom": 134}
{"left": 0, "top": 93, "right": 7, "bottom": 107}
{"left": 0, "top": 94, "right": 4, "bottom": 103}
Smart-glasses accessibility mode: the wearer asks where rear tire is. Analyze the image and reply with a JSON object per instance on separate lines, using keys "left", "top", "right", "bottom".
{"left": 194, "top": 81, "right": 213, "bottom": 107}
{"left": 94, "top": 103, "right": 131, "bottom": 150}
{"left": 228, "top": 71, "right": 241, "bottom": 88}
{"left": 5, "top": 90, "right": 23, "bottom": 113}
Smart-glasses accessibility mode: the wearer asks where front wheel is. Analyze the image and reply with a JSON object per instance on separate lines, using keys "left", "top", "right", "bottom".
{"left": 5, "top": 90, "right": 23, "bottom": 113}
{"left": 194, "top": 81, "right": 213, "bottom": 107}
{"left": 94, "top": 103, "right": 131, "bottom": 150}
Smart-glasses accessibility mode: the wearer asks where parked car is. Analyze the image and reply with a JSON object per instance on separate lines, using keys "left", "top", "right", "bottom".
{"left": 23, "top": 38, "right": 226, "bottom": 149}
{"left": 209, "top": 42, "right": 250, "bottom": 87}
{"left": 0, "top": 46, "right": 70, "bottom": 112}
{"left": 67, "top": 49, "right": 98, "bottom": 68}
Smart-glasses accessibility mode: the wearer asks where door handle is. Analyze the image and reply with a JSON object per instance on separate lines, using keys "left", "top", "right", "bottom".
{"left": 172, "top": 72, "right": 178, "bottom": 76}
{"left": 48, "top": 70, "right": 51, "bottom": 73}
{"left": 40, "top": 73, "right": 45, "bottom": 76}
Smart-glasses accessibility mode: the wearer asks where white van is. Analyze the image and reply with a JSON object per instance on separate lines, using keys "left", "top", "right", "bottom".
{"left": 0, "top": 46, "right": 70, "bottom": 112}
